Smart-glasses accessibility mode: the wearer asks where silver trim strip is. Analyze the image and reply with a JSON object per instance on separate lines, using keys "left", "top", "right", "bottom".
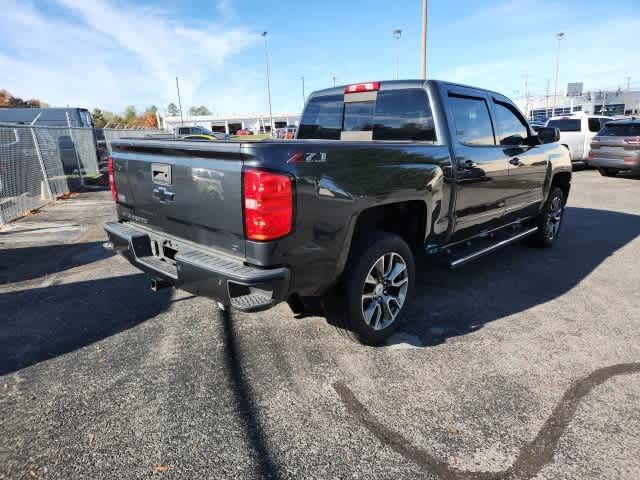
{"left": 449, "top": 226, "right": 538, "bottom": 269}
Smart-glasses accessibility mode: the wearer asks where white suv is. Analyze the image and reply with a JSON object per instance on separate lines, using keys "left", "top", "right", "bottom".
{"left": 546, "top": 113, "right": 613, "bottom": 163}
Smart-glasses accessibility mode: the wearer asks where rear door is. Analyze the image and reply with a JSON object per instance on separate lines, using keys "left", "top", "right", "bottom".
{"left": 112, "top": 141, "right": 246, "bottom": 257}
{"left": 445, "top": 90, "right": 510, "bottom": 233}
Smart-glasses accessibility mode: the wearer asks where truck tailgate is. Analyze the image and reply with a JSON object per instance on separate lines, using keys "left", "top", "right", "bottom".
{"left": 111, "top": 140, "right": 246, "bottom": 257}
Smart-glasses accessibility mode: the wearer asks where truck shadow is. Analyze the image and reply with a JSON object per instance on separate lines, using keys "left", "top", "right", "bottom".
{"left": 0, "top": 273, "right": 172, "bottom": 376}
{"left": 404, "top": 206, "right": 640, "bottom": 346}
{"left": 0, "top": 241, "right": 114, "bottom": 285}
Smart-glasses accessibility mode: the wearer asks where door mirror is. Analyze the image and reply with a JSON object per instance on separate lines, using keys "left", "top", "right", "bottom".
{"left": 537, "top": 127, "right": 560, "bottom": 144}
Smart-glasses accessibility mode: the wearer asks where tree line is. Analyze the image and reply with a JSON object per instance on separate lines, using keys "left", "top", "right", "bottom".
{"left": 167, "top": 103, "right": 212, "bottom": 117}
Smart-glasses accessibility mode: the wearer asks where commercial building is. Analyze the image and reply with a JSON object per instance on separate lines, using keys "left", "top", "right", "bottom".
{"left": 516, "top": 85, "right": 640, "bottom": 121}
{"left": 163, "top": 112, "right": 301, "bottom": 135}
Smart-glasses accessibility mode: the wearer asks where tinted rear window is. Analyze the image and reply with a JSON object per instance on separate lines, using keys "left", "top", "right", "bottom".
{"left": 343, "top": 101, "right": 375, "bottom": 132}
{"left": 297, "top": 88, "right": 436, "bottom": 141}
{"left": 373, "top": 89, "right": 436, "bottom": 141}
{"left": 598, "top": 123, "right": 640, "bottom": 137}
{"left": 547, "top": 119, "right": 581, "bottom": 132}
{"left": 297, "top": 94, "right": 344, "bottom": 140}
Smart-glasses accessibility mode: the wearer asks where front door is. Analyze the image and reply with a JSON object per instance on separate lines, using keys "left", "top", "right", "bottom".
{"left": 490, "top": 98, "right": 547, "bottom": 216}
{"left": 447, "top": 93, "right": 510, "bottom": 234}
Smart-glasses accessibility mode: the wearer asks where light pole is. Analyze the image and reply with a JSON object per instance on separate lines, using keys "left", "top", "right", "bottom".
{"left": 420, "top": 0, "right": 428, "bottom": 79}
{"left": 552, "top": 32, "right": 564, "bottom": 116}
{"left": 332, "top": 75, "right": 337, "bottom": 87}
{"left": 175, "top": 76, "right": 184, "bottom": 126}
{"left": 262, "top": 31, "right": 275, "bottom": 137}
{"left": 301, "top": 76, "right": 305, "bottom": 108}
{"left": 393, "top": 29, "right": 402, "bottom": 80}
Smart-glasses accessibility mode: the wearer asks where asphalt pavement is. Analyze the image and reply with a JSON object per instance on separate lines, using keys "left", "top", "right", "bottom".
{"left": 1, "top": 170, "right": 639, "bottom": 479}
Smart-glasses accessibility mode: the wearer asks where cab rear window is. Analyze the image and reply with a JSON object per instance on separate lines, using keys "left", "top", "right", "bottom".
{"left": 547, "top": 119, "right": 581, "bottom": 132}
{"left": 297, "top": 88, "right": 436, "bottom": 141}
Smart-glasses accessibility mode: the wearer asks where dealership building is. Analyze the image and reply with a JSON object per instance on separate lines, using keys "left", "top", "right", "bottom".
{"left": 516, "top": 83, "right": 640, "bottom": 121}
{"left": 163, "top": 112, "right": 301, "bottom": 135}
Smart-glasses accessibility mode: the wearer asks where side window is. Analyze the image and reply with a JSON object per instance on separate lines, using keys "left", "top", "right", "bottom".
{"left": 449, "top": 95, "right": 495, "bottom": 146}
{"left": 599, "top": 118, "right": 611, "bottom": 130}
{"left": 588, "top": 118, "right": 602, "bottom": 132}
{"left": 493, "top": 102, "right": 528, "bottom": 145}
{"left": 372, "top": 89, "right": 436, "bottom": 141}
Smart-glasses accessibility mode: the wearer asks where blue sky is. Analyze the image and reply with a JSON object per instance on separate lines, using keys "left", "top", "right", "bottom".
{"left": 1, "top": 0, "right": 639, "bottom": 115}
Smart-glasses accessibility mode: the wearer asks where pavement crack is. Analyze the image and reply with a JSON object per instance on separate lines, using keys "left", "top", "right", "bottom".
{"left": 333, "top": 362, "right": 640, "bottom": 480}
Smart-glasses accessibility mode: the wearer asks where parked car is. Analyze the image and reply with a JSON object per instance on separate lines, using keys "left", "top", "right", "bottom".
{"left": 180, "top": 133, "right": 229, "bottom": 142}
{"left": 588, "top": 118, "right": 640, "bottom": 177}
{"left": 105, "top": 79, "right": 570, "bottom": 345}
{"left": 545, "top": 113, "right": 613, "bottom": 163}
{"left": 234, "top": 129, "right": 254, "bottom": 136}
{"left": 176, "top": 126, "right": 215, "bottom": 136}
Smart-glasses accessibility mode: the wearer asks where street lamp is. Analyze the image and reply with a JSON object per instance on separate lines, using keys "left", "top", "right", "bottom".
{"left": 420, "top": 0, "right": 428, "bottom": 79}
{"left": 552, "top": 32, "right": 564, "bottom": 116}
{"left": 393, "top": 29, "right": 402, "bottom": 80}
{"left": 262, "top": 31, "right": 275, "bottom": 137}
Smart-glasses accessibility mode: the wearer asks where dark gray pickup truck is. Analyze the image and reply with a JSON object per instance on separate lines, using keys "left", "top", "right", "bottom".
{"left": 105, "top": 80, "right": 571, "bottom": 345}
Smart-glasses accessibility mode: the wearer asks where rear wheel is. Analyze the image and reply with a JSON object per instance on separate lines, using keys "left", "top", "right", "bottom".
{"left": 342, "top": 232, "right": 415, "bottom": 345}
{"left": 598, "top": 167, "right": 619, "bottom": 177}
{"left": 529, "top": 186, "right": 565, "bottom": 248}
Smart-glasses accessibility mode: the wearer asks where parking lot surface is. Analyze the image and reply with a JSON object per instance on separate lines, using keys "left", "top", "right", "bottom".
{"left": 1, "top": 170, "right": 639, "bottom": 479}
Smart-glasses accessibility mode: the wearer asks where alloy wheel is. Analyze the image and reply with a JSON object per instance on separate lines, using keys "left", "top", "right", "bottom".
{"left": 361, "top": 252, "right": 409, "bottom": 331}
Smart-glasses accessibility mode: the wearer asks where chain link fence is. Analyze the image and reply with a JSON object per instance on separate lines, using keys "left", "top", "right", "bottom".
{"left": 0, "top": 124, "right": 165, "bottom": 225}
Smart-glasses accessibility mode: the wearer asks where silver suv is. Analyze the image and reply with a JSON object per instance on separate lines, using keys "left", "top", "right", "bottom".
{"left": 589, "top": 119, "right": 640, "bottom": 177}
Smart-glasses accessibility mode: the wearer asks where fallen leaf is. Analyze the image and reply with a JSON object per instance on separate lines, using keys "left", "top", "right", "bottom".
{"left": 29, "top": 469, "right": 38, "bottom": 478}
{"left": 447, "top": 427, "right": 461, "bottom": 434}
{"left": 153, "top": 465, "right": 169, "bottom": 473}
{"left": 88, "top": 434, "right": 95, "bottom": 446}
{"left": 3, "top": 384, "right": 7, "bottom": 391}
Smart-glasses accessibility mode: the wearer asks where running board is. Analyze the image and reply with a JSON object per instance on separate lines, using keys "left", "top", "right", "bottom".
{"left": 448, "top": 226, "right": 538, "bottom": 270}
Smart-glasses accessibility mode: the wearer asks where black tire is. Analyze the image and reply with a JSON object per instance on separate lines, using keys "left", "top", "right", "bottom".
{"left": 528, "top": 186, "right": 565, "bottom": 248}
{"left": 598, "top": 168, "right": 618, "bottom": 177}
{"left": 340, "top": 231, "right": 415, "bottom": 345}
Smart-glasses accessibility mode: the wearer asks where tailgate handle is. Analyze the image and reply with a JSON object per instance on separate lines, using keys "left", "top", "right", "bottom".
{"left": 153, "top": 187, "right": 175, "bottom": 202}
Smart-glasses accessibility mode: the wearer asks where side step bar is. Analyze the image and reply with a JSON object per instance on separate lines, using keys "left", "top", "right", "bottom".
{"left": 449, "top": 226, "right": 538, "bottom": 270}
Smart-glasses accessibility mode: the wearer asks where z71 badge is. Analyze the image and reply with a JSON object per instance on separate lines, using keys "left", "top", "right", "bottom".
{"left": 287, "top": 151, "right": 327, "bottom": 164}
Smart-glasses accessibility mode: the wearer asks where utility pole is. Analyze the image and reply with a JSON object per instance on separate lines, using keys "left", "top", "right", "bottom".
{"left": 521, "top": 70, "right": 530, "bottom": 119}
{"left": 262, "top": 31, "right": 275, "bottom": 137}
{"left": 625, "top": 76, "right": 631, "bottom": 91}
{"left": 332, "top": 75, "right": 337, "bottom": 87}
{"left": 175, "top": 76, "right": 184, "bottom": 125}
{"left": 545, "top": 79, "right": 550, "bottom": 118}
{"left": 420, "top": 0, "right": 428, "bottom": 79}
{"left": 393, "top": 29, "right": 402, "bottom": 80}
{"left": 552, "top": 32, "right": 564, "bottom": 116}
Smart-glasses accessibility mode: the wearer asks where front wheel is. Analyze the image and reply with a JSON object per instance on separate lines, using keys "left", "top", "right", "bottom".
{"left": 528, "top": 186, "right": 565, "bottom": 248}
{"left": 343, "top": 232, "right": 415, "bottom": 345}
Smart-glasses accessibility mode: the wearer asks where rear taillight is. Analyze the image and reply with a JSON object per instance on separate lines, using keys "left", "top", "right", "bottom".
{"left": 243, "top": 169, "right": 293, "bottom": 241}
{"left": 108, "top": 156, "right": 117, "bottom": 202}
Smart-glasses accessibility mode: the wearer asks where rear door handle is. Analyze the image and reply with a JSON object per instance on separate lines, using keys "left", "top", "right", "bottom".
{"left": 509, "top": 157, "right": 521, "bottom": 166}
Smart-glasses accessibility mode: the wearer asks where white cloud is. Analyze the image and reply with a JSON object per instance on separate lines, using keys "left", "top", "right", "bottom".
{"left": 0, "top": 0, "right": 261, "bottom": 113}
